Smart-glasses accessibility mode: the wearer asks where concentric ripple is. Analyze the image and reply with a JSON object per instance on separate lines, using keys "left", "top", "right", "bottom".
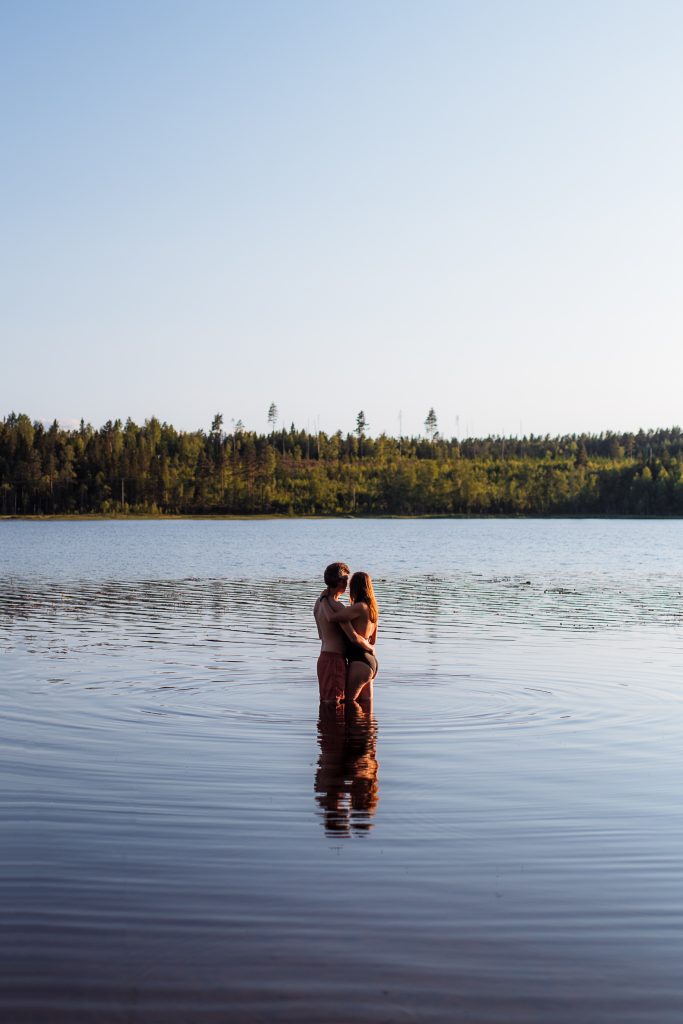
{"left": 2, "top": 568, "right": 683, "bottom": 735}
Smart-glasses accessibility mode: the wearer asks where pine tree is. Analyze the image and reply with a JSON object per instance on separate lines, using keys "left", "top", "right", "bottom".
{"left": 268, "top": 402, "right": 278, "bottom": 433}
{"left": 424, "top": 408, "right": 438, "bottom": 440}
{"left": 355, "top": 411, "right": 368, "bottom": 457}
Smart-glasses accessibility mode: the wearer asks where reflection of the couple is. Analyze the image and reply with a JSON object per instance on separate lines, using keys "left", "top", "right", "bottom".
{"left": 314, "top": 700, "right": 379, "bottom": 836}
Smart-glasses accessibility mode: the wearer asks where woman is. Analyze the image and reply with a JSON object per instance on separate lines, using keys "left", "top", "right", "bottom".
{"left": 321, "top": 571, "right": 379, "bottom": 704}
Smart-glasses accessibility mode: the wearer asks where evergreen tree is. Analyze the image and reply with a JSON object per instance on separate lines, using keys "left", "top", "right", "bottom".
{"left": 268, "top": 402, "right": 278, "bottom": 433}
{"left": 425, "top": 408, "right": 438, "bottom": 441}
{"left": 355, "top": 411, "right": 368, "bottom": 458}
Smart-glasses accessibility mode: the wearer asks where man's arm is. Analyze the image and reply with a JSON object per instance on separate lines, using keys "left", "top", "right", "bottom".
{"left": 339, "top": 619, "right": 373, "bottom": 652}
{"left": 322, "top": 598, "right": 373, "bottom": 652}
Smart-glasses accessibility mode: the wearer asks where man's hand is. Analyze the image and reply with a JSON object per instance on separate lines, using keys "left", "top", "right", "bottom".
{"left": 353, "top": 632, "right": 374, "bottom": 653}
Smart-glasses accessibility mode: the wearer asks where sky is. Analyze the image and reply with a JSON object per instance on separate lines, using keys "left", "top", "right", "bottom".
{"left": 2, "top": 0, "right": 683, "bottom": 439}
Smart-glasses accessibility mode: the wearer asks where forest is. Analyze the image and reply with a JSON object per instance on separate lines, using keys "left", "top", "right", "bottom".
{"left": 2, "top": 411, "right": 683, "bottom": 517}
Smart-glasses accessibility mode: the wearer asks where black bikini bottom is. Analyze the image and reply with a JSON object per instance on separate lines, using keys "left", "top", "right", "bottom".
{"left": 347, "top": 646, "right": 378, "bottom": 678}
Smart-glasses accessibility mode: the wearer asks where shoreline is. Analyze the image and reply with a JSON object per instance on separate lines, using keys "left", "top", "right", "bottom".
{"left": 3, "top": 513, "right": 683, "bottom": 522}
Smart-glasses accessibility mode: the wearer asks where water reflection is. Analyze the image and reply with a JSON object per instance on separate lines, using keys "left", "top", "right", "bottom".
{"left": 314, "top": 701, "right": 379, "bottom": 836}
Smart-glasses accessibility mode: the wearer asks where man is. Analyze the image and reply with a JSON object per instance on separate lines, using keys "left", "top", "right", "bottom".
{"left": 313, "top": 561, "right": 373, "bottom": 703}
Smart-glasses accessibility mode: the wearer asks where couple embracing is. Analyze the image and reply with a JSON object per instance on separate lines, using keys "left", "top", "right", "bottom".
{"left": 314, "top": 561, "right": 379, "bottom": 705}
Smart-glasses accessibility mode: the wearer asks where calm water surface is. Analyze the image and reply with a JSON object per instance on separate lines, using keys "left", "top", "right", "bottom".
{"left": 2, "top": 519, "right": 683, "bottom": 1023}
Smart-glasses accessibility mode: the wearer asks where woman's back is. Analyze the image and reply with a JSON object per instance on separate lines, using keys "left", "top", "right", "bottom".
{"left": 353, "top": 602, "right": 374, "bottom": 639}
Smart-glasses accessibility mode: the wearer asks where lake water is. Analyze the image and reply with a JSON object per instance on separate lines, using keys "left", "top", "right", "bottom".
{"left": 2, "top": 518, "right": 683, "bottom": 1023}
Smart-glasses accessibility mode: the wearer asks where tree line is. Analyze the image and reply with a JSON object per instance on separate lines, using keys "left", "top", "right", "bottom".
{"left": 2, "top": 410, "right": 683, "bottom": 517}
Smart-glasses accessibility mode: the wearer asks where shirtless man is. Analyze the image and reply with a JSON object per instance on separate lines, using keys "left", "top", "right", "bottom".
{"left": 314, "top": 561, "right": 373, "bottom": 703}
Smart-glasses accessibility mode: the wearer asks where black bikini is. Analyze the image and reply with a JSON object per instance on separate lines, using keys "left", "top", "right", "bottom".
{"left": 347, "top": 640, "right": 378, "bottom": 679}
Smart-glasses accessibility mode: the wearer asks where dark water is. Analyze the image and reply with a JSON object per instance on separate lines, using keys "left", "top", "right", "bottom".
{"left": 2, "top": 519, "right": 683, "bottom": 1023}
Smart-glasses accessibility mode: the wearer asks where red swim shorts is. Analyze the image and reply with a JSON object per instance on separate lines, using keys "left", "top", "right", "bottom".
{"left": 317, "top": 652, "right": 346, "bottom": 702}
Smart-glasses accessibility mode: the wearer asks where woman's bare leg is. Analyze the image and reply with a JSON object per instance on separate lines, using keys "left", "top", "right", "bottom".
{"left": 346, "top": 662, "right": 372, "bottom": 704}
{"left": 356, "top": 678, "right": 373, "bottom": 708}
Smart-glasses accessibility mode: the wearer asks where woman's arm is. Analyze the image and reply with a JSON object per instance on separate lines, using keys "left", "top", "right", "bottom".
{"left": 320, "top": 598, "right": 373, "bottom": 651}
{"left": 320, "top": 600, "right": 365, "bottom": 623}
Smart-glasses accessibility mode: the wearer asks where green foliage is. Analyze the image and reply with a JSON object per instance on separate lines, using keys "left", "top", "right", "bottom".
{"left": 2, "top": 412, "right": 683, "bottom": 516}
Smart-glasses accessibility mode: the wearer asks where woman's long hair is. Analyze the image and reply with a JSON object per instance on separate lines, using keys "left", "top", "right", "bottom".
{"left": 350, "top": 571, "right": 378, "bottom": 623}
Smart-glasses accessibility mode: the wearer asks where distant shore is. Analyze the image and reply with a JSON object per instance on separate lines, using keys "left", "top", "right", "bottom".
{"left": 3, "top": 414, "right": 682, "bottom": 518}
{"left": 3, "top": 513, "right": 683, "bottom": 522}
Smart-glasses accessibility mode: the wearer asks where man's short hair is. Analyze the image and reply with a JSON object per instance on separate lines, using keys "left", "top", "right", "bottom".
{"left": 324, "top": 561, "right": 350, "bottom": 587}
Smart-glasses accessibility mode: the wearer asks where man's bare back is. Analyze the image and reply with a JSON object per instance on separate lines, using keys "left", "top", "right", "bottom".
{"left": 314, "top": 594, "right": 347, "bottom": 655}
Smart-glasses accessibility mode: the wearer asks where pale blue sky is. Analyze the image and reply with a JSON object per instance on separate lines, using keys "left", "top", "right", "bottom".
{"left": 2, "top": 0, "right": 683, "bottom": 438}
